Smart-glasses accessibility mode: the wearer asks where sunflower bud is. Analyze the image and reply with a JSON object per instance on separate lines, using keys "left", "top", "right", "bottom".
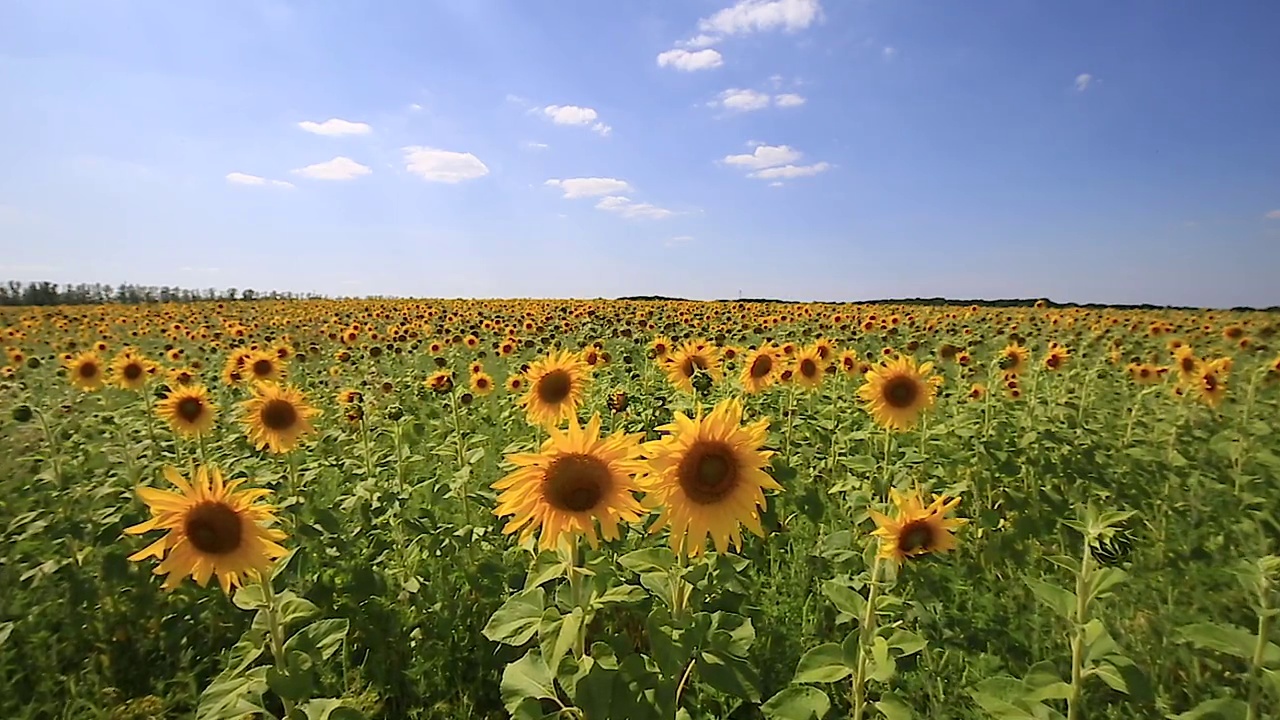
{"left": 608, "top": 390, "right": 629, "bottom": 413}
{"left": 386, "top": 404, "right": 405, "bottom": 421}
{"left": 11, "top": 404, "right": 32, "bottom": 423}
{"left": 25, "top": 356, "right": 41, "bottom": 369}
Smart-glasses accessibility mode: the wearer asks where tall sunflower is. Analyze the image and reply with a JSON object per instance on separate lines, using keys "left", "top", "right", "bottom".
{"left": 243, "top": 350, "right": 285, "bottom": 383}
{"left": 792, "top": 345, "right": 826, "bottom": 390}
{"left": 869, "top": 487, "right": 966, "bottom": 564}
{"left": 857, "top": 355, "right": 941, "bottom": 431}
{"left": 156, "top": 385, "right": 218, "bottom": 438}
{"left": 111, "top": 351, "right": 156, "bottom": 391}
{"left": 1172, "top": 347, "right": 1201, "bottom": 385}
{"left": 998, "top": 343, "right": 1030, "bottom": 375}
{"left": 519, "top": 350, "right": 591, "bottom": 427}
{"left": 740, "top": 343, "right": 780, "bottom": 394}
{"left": 125, "top": 466, "right": 288, "bottom": 593}
{"left": 1043, "top": 346, "right": 1070, "bottom": 371}
{"left": 240, "top": 382, "right": 320, "bottom": 453}
{"left": 65, "top": 351, "right": 106, "bottom": 391}
{"left": 1194, "top": 366, "right": 1227, "bottom": 408}
{"left": 636, "top": 398, "right": 780, "bottom": 557}
{"left": 492, "top": 414, "right": 645, "bottom": 551}
{"left": 662, "top": 340, "right": 722, "bottom": 394}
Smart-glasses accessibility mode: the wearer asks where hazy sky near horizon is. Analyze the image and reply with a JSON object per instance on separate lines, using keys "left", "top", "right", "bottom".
{"left": 1, "top": 0, "right": 1279, "bottom": 308}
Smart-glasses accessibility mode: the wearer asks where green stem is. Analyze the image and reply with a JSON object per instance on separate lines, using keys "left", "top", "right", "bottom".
{"left": 851, "top": 556, "right": 884, "bottom": 720}
{"left": 359, "top": 415, "right": 374, "bottom": 480}
{"left": 1067, "top": 533, "right": 1093, "bottom": 720}
{"left": 1246, "top": 571, "right": 1275, "bottom": 720}
{"left": 141, "top": 387, "right": 158, "bottom": 458}
{"left": 566, "top": 537, "right": 587, "bottom": 659}
{"left": 33, "top": 407, "right": 63, "bottom": 483}
{"left": 261, "top": 576, "right": 298, "bottom": 719}
{"left": 782, "top": 385, "right": 798, "bottom": 461}
{"left": 450, "top": 391, "right": 471, "bottom": 528}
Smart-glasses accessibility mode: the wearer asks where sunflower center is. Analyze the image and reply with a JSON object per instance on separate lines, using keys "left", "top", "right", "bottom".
{"left": 799, "top": 358, "right": 818, "bottom": 378}
{"left": 261, "top": 399, "right": 299, "bottom": 430}
{"left": 896, "top": 519, "right": 936, "bottom": 554}
{"left": 677, "top": 441, "right": 740, "bottom": 505}
{"left": 79, "top": 362, "right": 99, "bottom": 378}
{"left": 537, "top": 370, "right": 573, "bottom": 404}
{"left": 883, "top": 376, "right": 919, "bottom": 409}
{"left": 543, "top": 453, "right": 611, "bottom": 512}
{"left": 252, "top": 359, "right": 274, "bottom": 376}
{"left": 176, "top": 397, "right": 204, "bottom": 422}
{"left": 749, "top": 355, "right": 773, "bottom": 379}
{"left": 123, "top": 363, "right": 143, "bottom": 380}
{"left": 184, "top": 501, "right": 243, "bottom": 555}
{"left": 1180, "top": 357, "right": 1195, "bottom": 372}
{"left": 1204, "top": 374, "right": 1217, "bottom": 392}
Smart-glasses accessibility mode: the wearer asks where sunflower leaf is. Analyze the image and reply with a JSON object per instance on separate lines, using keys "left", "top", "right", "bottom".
{"left": 483, "top": 587, "right": 546, "bottom": 647}
{"left": 696, "top": 649, "right": 761, "bottom": 702}
{"left": 874, "top": 692, "right": 913, "bottom": 720}
{"left": 499, "top": 650, "right": 558, "bottom": 716}
{"left": 298, "top": 698, "right": 365, "bottom": 720}
{"left": 822, "top": 580, "right": 866, "bottom": 626}
{"left": 1172, "top": 697, "right": 1249, "bottom": 720}
{"left": 1025, "top": 578, "right": 1076, "bottom": 621}
{"left": 761, "top": 686, "right": 831, "bottom": 720}
{"left": 792, "top": 643, "right": 853, "bottom": 683}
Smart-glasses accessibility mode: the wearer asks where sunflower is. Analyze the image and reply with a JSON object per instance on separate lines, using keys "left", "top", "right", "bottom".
{"left": 869, "top": 487, "right": 966, "bottom": 564}
{"left": 662, "top": 340, "right": 722, "bottom": 394}
{"left": 857, "top": 355, "right": 941, "bottom": 432}
{"left": 156, "top": 385, "right": 218, "bottom": 438}
{"left": 812, "top": 338, "right": 836, "bottom": 362}
{"left": 636, "top": 398, "right": 780, "bottom": 557}
{"left": 240, "top": 382, "right": 320, "bottom": 454}
{"left": 506, "top": 375, "right": 526, "bottom": 393}
{"left": 1172, "top": 347, "right": 1201, "bottom": 384}
{"left": 838, "top": 350, "right": 859, "bottom": 375}
{"left": 471, "top": 371, "right": 495, "bottom": 396}
{"left": 222, "top": 349, "right": 254, "bottom": 386}
{"left": 65, "top": 351, "right": 106, "bottom": 391}
{"left": 337, "top": 389, "right": 363, "bottom": 405}
{"left": 650, "top": 336, "right": 673, "bottom": 359}
{"left": 1194, "top": 367, "right": 1227, "bottom": 408}
{"left": 425, "top": 369, "right": 455, "bottom": 394}
{"left": 169, "top": 367, "right": 198, "bottom": 387}
{"left": 791, "top": 345, "right": 826, "bottom": 390}
{"left": 243, "top": 350, "right": 285, "bottom": 383}
{"left": 111, "top": 351, "right": 156, "bottom": 391}
{"left": 740, "top": 343, "right": 780, "bottom": 394}
{"left": 519, "top": 350, "right": 591, "bottom": 427}
{"left": 492, "top": 414, "right": 645, "bottom": 551}
{"left": 1043, "top": 346, "right": 1070, "bottom": 371}
{"left": 1126, "top": 363, "right": 1163, "bottom": 386}
{"left": 998, "top": 343, "right": 1030, "bottom": 374}
{"left": 125, "top": 466, "right": 288, "bottom": 593}
{"left": 968, "top": 383, "right": 987, "bottom": 401}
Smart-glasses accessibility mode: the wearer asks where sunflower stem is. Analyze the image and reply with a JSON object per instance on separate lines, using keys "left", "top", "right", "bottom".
{"left": 450, "top": 390, "right": 472, "bottom": 529}
{"left": 1066, "top": 529, "right": 1093, "bottom": 720}
{"left": 359, "top": 414, "right": 374, "bottom": 481}
{"left": 140, "top": 386, "right": 158, "bottom": 460}
{"left": 1246, "top": 565, "right": 1275, "bottom": 720}
{"left": 850, "top": 555, "right": 884, "bottom": 720}
{"left": 261, "top": 575, "right": 298, "bottom": 719}
{"left": 782, "top": 385, "right": 797, "bottom": 462}
{"left": 566, "top": 536, "right": 587, "bottom": 659}
{"left": 32, "top": 406, "right": 63, "bottom": 484}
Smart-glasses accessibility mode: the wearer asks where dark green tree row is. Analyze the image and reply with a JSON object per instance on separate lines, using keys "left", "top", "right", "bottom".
{"left": 0, "top": 281, "right": 327, "bottom": 307}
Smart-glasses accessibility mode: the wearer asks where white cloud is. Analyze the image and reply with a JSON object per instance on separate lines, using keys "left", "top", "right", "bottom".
{"left": 665, "top": 235, "right": 694, "bottom": 247}
{"left": 525, "top": 141, "right": 550, "bottom": 150}
{"left": 681, "top": 34, "right": 719, "bottom": 49}
{"left": 1266, "top": 209, "right": 1280, "bottom": 220}
{"left": 297, "top": 118, "right": 373, "bottom": 136}
{"left": 542, "top": 105, "right": 612, "bottom": 135}
{"left": 595, "top": 196, "right": 673, "bottom": 220}
{"left": 291, "top": 156, "right": 373, "bottom": 180}
{"left": 774, "top": 93, "right": 806, "bottom": 107}
{"left": 698, "top": 0, "right": 823, "bottom": 38}
{"left": 722, "top": 144, "right": 803, "bottom": 170}
{"left": 883, "top": 46, "right": 897, "bottom": 59}
{"left": 716, "top": 88, "right": 772, "bottom": 112}
{"left": 1074, "top": 73, "right": 1094, "bottom": 92}
{"left": 545, "top": 177, "right": 633, "bottom": 199}
{"left": 226, "top": 172, "right": 266, "bottom": 186}
{"left": 227, "top": 172, "right": 294, "bottom": 188}
{"left": 749, "top": 162, "right": 831, "bottom": 179}
{"left": 657, "top": 48, "right": 724, "bottom": 71}
{"left": 409, "top": 103, "right": 424, "bottom": 112}
{"left": 402, "top": 147, "right": 489, "bottom": 183}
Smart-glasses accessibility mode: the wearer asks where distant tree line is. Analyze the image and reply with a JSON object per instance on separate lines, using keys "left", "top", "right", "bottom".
{"left": 0, "top": 281, "right": 327, "bottom": 306}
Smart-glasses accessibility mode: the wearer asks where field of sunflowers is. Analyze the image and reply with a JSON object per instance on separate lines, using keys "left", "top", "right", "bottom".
{"left": 2, "top": 298, "right": 1279, "bottom": 720}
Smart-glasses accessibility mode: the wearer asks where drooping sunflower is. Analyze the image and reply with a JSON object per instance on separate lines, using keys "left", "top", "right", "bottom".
{"left": 243, "top": 350, "right": 285, "bottom": 383}
{"left": 869, "top": 487, "right": 967, "bottom": 564}
{"left": 425, "top": 369, "right": 455, "bottom": 394}
{"left": 125, "top": 465, "right": 288, "bottom": 593}
{"left": 492, "top": 414, "right": 645, "bottom": 551}
{"left": 65, "top": 351, "right": 106, "bottom": 391}
{"left": 156, "top": 385, "right": 218, "bottom": 438}
{"left": 791, "top": 345, "right": 826, "bottom": 390}
{"left": 857, "top": 355, "right": 941, "bottom": 432}
{"left": 662, "top": 340, "right": 723, "bottom": 394}
{"left": 519, "top": 350, "right": 591, "bottom": 427}
{"left": 111, "top": 351, "right": 156, "bottom": 391}
{"left": 740, "top": 343, "right": 780, "bottom": 394}
{"left": 240, "top": 382, "right": 320, "bottom": 454}
{"left": 998, "top": 343, "right": 1030, "bottom": 374}
{"left": 636, "top": 398, "right": 780, "bottom": 557}
{"left": 1043, "top": 346, "right": 1070, "bottom": 372}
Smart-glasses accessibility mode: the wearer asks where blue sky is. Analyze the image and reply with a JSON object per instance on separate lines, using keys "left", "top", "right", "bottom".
{"left": 1, "top": 0, "right": 1278, "bottom": 307}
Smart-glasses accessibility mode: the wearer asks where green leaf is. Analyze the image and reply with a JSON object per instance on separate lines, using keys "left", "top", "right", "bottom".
{"left": 869, "top": 636, "right": 895, "bottom": 683}
{"left": 285, "top": 618, "right": 348, "bottom": 661}
{"left": 299, "top": 698, "right": 364, "bottom": 720}
{"left": 276, "top": 592, "right": 321, "bottom": 629}
{"left": 483, "top": 587, "right": 545, "bottom": 646}
{"left": 762, "top": 686, "right": 831, "bottom": 720}
{"left": 696, "top": 649, "right": 761, "bottom": 702}
{"left": 546, "top": 607, "right": 584, "bottom": 676}
{"left": 1176, "top": 622, "right": 1280, "bottom": 663}
{"left": 1173, "top": 697, "right": 1249, "bottom": 720}
{"left": 709, "top": 612, "right": 755, "bottom": 657}
{"left": 1082, "top": 619, "right": 1120, "bottom": 665}
{"left": 822, "top": 580, "right": 866, "bottom": 625}
{"left": 593, "top": 584, "right": 647, "bottom": 606}
{"left": 197, "top": 666, "right": 269, "bottom": 720}
{"left": 0, "top": 621, "right": 12, "bottom": 647}
{"left": 792, "top": 643, "right": 853, "bottom": 683}
{"left": 875, "top": 692, "right": 913, "bottom": 720}
{"left": 499, "top": 650, "right": 557, "bottom": 716}
{"left": 525, "top": 553, "right": 568, "bottom": 588}
{"left": 1022, "top": 661, "right": 1071, "bottom": 701}
{"left": 1085, "top": 567, "right": 1127, "bottom": 604}
{"left": 886, "top": 629, "right": 926, "bottom": 657}
{"left": 1025, "top": 578, "right": 1076, "bottom": 621}
{"left": 231, "top": 584, "right": 267, "bottom": 611}
{"left": 619, "top": 548, "right": 676, "bottom": 574}
{"left": 266, "top": 649, "right": 316, "bottom": 700}
{"left": 1089, "top": 663, "right": 1128, "bottom": 695}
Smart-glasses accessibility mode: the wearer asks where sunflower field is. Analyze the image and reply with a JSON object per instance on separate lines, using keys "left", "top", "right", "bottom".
{"left": 2, "top": 299, "right": 1279, "bottom": 720}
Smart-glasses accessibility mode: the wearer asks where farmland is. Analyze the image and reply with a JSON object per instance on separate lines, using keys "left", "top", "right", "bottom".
{"left": 2, "top": 298, "right": 1279, "bottom": 720}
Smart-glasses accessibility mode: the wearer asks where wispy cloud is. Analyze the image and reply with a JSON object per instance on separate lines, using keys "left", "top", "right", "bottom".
{"left": 226, "top": 172, "right": 294, "bottom": 188}
{"left": 542, "top": 105, "right": 612, "bottom": 136}
{"left": 1074, "top": 73, "right": 1094, "bottom": 92}
{"left": 697, "top": 0, "right": 823, "bottom": 40}
{"left": 545, "top": 178, "right": 633, "bottom": 199}
{"left": 297, "top": 118, "right": 373, "bottom": 136}
{"left": 722, "top": 143, "right": 830, "bottom": 182}
{"left": 402, "top": 147, "right": 490, "bottom": 183}
{"left": 595, "top": 196, "right": 673, "bottom": 220}
{"left": 774, "top": 93, "right": 806, "bottom": 107}
{"left": 665, "top": 235, "right": 694, "bottom": 247}
{"left": 657, "top": 48, "right": 724, "bottom": 72}
{"left": 291, "top": 157, "right": 373, "bottom": 180}
{"left": 1265, "top": 209, "right": 1280, "bottom": 220}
